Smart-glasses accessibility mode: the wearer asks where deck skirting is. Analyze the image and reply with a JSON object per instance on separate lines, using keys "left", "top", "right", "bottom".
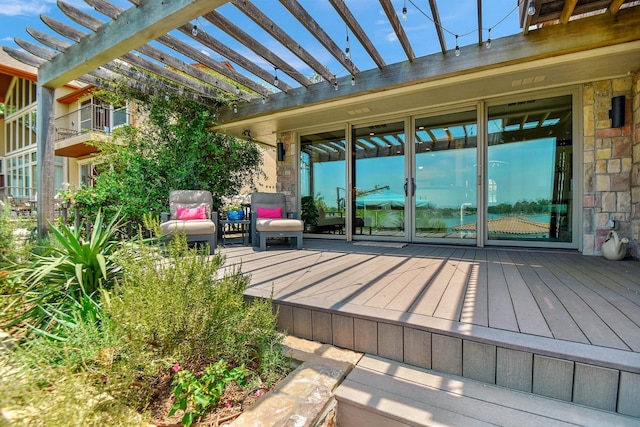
{"left": 268, "top": 299, "right": 640, "bottom": 418}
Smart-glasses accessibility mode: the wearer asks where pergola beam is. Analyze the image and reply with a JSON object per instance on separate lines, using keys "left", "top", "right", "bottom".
{"left": 560, "top": 0, "right": 579, "bottom": 24}
{"left": 328, "top": 0, "right": 386, "bottom": 70}
{"left": 203, "top": 10, "right": 312, "bottom": 87}
{"left": 379, "top": 0, "right": 415, "bottom": 61}
{"left": 71, "top": 0, "right": 268, "bottom": 97}
{"left": 428, "top": 0, "right": 448, "bottom": 54}
{"left": 38, "top": 0, "right": 226, "bottom": 88}
{"left": 232, "top": 0, "right": 335, "bottom": 82}
{"left": 279, "top": 0, "right": 360, "bottom": 75}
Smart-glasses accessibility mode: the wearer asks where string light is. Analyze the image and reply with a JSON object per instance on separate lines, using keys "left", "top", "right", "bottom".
{"left": 235, "top": 86, "right": 240, "bottom": 95}
{"left": 402, "top": 0, "right": 408, "bottom": 20}
{"left": 261, "top": 96, "right": 266, "bottom": 104}
{"left": 344, "top": 26, "right": 351, "bottom": 60}
{"left": 273, "top": 67, "right": 279, "bottom": 87}
{"left": 233, "top": 104, "right": 238, "bottom": 114}
{"left": 334, "top": 75, "right": 339, "bottom": 91}
{"left": 527, "top": 0, "right": 536, "bottom": 16}
{"left": 454, "top": 35, "right": 460, "bottom": 56}
{"left": 403, "top": 0, "right": 524, "bottom": 56}
{"left": 351, "top": 75, "right": 355, "bottom": 86}
{"left": 191, "top": 25, "right": 198, "bottom": 36}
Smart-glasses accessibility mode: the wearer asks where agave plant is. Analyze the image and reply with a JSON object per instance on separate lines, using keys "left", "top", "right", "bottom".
{"left": 2, "top": 210, "right": 125, "bottom": 340}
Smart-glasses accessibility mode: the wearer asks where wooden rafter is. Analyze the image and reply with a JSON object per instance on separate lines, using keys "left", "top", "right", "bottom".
{"left": 40, "top": 0, "right": 227, "bottom": 88}
{"left": 609, "top": 0, "right": 626, "bottom": 15}
{"left": 78, "top": 0, "right": 267, "bottom": 98}
{"left": 24, "top": 27, "right": 220, "bottom": 106}
{"left": 328, "top": 0, "right": 385, "bottom": 70}
{"left": 379, "top": 0, "right": 415, "bottom": 62}
{"left": 478, "top": 0, "right": 484, "bottom": 44}
{"left": 428, "top": 0, "right": 447, "bottom": 54}
{"left": 203, "top": 10, "right": 312, "bottom": 87}
{"left": 231, "top": 0, "right": 334, "bottom": 81}
{"left": 560, "top": 0, "right": 579, "bottom": 24}
{"left": 121, "top": 0, "right": 281, "bottom": 94}
{"left": 278, "top": 0, "right": 359, "bottom": 75}
{"left": 40, "top": 15, "right": 231, "bottom": 102}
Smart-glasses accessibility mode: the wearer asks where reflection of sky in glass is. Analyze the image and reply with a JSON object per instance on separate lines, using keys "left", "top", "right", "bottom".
{"left": 488, "top": 119, "right": 503, "bottom": 133}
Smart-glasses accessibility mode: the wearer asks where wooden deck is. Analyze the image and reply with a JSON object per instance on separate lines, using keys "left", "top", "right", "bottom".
{"left": 218, "top": 238, "right": 640, "bottom": 416}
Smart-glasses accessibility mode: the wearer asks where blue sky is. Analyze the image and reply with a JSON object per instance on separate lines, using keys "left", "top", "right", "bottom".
{"left": 0, "top": 0, "right": 524, "bottom": 87}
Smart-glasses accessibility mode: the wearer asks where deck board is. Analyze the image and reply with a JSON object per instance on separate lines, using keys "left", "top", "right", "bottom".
{"left": 486, "top": 250, "right": 519, "bottom": 332}
{"left": 223, "top": 239, "right": 640, "bottom": 357}
{"left": 528, "top": 251, "right": 630, "bottom": 350}
{"left": 497, "top": 250, "right": 553, "bottom": 337}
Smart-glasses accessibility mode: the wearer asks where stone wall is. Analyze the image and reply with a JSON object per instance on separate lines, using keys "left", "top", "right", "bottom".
{"left": 275, "top": 131, "right": 299, "bottom": 214}
{"left": 632, "top": 71, "right": 640, "bottom": 259}
{"left": 583, "top": 74, "right": 637, "bottom": 256}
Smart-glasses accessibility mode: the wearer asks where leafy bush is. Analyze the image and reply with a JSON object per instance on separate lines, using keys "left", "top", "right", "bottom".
{"left": 0, "top": 225, "right": 288, "bottom": 425}
{"left": 107, "top": 235, "right": 285, "bottom": 373}
{"left": 2, "top": 210, "right": 124, "bottom": 340}
{"left": 170, "top": 361, "right": 249, "bottom": 427}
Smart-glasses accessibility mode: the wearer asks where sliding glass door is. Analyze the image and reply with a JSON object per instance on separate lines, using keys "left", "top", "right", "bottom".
{"left": 486, "top": 95, "right": 573, "bottom": 244}
{"left": 413, "top": 110, "right": 478, "bottom": 242}
{"left": 300, "top": 93, "right": 575, "bottom": 248}
{"left": 351, "top": 121, "right": 407, "bottom": 238}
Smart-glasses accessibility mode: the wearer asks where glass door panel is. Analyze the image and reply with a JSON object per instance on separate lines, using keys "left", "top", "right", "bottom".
{"left": 487, "top": 95, "right": 573, "bottom": 244}
{"left": 352, "top": 121, "right": 406, "bottom": 238}
{"left": 413, "top": 110, "right": 477, "bottom": 241}
{"left": 300, "top": 130, "right": 347, "bottom": 237}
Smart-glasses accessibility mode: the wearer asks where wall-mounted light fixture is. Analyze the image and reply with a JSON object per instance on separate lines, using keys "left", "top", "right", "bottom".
{"left": 610, "top": 96, "right": 625, "bottom": 128}
{"left": 277, "top": 142, "right": 285, "bottom": 162}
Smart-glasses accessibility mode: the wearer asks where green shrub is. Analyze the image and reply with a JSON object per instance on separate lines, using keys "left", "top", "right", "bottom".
{"left": 2, "top": 210, "right": 124, "bottom": 340}
{"left": 107, "top": 235, "right": 285, "bottom": 375}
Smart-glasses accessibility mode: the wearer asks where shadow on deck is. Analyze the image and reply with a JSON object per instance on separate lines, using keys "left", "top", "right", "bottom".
{"left": 219, "top": 239, "right": 640, "bottom": 417}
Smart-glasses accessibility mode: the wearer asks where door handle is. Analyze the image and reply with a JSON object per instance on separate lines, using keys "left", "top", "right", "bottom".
{"left": 404, "top": 178, "right": 416, "bottom": 197}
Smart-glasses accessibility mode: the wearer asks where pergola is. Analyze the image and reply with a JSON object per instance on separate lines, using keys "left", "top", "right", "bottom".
{"left": 2, "top": 0, "right": 640, "bottom": 234}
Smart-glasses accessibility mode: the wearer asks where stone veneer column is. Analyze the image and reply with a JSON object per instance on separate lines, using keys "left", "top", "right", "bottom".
{"left": 583, "top": 76, "right": 635, "bottom": 256}
{"left": 631, "top": 70, "right": 640, "bottom": 259}
{"left": 276, "top": 131, "right": 299, "bottom": 214}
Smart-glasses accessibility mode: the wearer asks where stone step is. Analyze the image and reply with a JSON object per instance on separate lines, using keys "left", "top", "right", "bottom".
{"left": 335, "top": 355, "right": 639, "bottom": 427}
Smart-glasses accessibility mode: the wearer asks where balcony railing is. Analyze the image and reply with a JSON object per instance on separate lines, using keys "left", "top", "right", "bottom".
{"left": 54, "top": 103, "right": 132, "bottom": 141}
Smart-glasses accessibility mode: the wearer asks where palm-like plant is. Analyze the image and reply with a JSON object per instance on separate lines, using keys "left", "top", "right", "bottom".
{"left": 2, "top": 210, "right": 124, "bottom": 340}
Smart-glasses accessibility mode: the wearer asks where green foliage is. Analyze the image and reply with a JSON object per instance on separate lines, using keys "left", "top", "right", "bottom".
{"left": 106, "top": 234, "right": 285, "bottom": 375}
{"left": 77, "top": 91, "right": 264, "bottom": 227}
{"left": 0, "top": 228, "right": 287, "bottom": 425}
{"left": 2, "top": 210, "right": 124, "bottom": 340}
{"left": 301, "top": 196, "right": 318, "bottom": 226}
{"left": 169, "top": 361, "right": 249, "bottom": 426}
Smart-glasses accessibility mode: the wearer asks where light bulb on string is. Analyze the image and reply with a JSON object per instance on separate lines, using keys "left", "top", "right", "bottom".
{"left": 351, "top": 76, "right": 355, "bottom": 86}
{"left": 273, "top": 68, "right": 279, "bottom": 87}
{"left": 334, "top": 75, "right": 338, "bottom": 91}
{"left": 527, "top": 0, "right": 536, "bottom": 16}
{"left": 485, "top": 29, "right": 492, "bottom": 49}
{"left": 454, "top": 35, "right": 460, "bottom": 57}
{"left": 191, "top": 25, "right": 198, "bottom": 36}
{"left": 402, "top": 6, "right": 407, "bottom": 20}
{"left": 233, "top": 104, "right": 237, "bottom": 114}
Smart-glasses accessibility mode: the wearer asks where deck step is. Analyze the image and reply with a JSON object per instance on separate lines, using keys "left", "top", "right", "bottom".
{"left": 334, "top": 355, "right": 639, "bottom": 427}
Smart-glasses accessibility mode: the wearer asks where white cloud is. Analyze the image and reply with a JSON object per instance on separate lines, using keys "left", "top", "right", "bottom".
{"left": 385, "top": 31, "right": 398, "bottom": 43}
{"left": 2, "top": 36, "right": 14, "bottom": 42}
{"left": 1, "top": 0, "right": 52, "bottom": 17}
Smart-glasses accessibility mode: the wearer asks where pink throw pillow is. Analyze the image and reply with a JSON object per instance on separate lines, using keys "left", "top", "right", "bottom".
{"left": 177, "top": 206, "right": 206, "bottom": 220}
{"left": 257, "top": 207, "right": 282, "bottom": 218}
